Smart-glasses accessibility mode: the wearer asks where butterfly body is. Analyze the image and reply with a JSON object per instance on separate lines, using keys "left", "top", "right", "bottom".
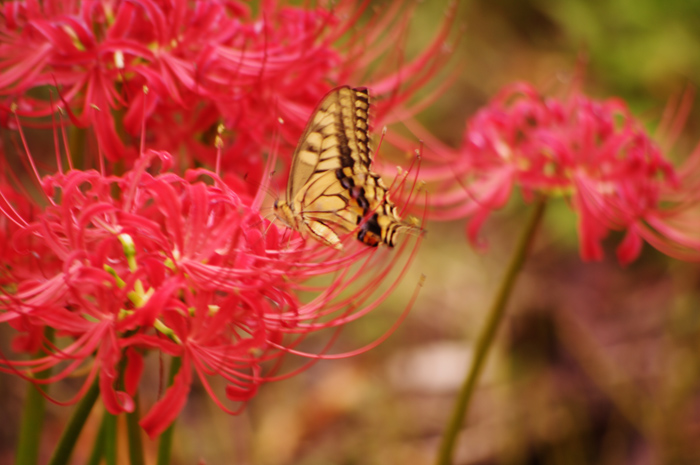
{"left": 274, "top": 86, "right": 412, "bottom": 249}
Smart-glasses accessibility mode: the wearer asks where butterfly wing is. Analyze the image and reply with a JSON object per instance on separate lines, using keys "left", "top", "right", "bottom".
{"left": 280, "top": 87, "right": 372, "bottom": 247}
{"left": 287, "top": 86, "right": 372, "bottom": 200}
{"left": 276, "top": 86, "right": 416, "bottom": 248}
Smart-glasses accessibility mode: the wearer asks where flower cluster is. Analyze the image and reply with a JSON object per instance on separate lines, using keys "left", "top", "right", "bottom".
{"left": 0, "top": 0, "right": 450, "bottom": 186}
{"left": 0, "top": 0, "right": 441, "bottom": 444}
{"left": 0, "top": 147, "right": 420, "bottom": 438}
{"left": 421, "top": 82, "right": 700, "bottom": 264}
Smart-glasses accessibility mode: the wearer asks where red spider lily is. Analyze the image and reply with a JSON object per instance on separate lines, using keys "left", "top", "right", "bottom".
{"left": 0, "top": 0, "right": 436, "bottom": 436}
{"left": 0, "top": 141, "right": 423, "bottom": 438}
{"left": 418, "top": 82, "right": 700, "bottom": 264}
{"left": 0, "top": 0, "right": 453, "bottom": 177}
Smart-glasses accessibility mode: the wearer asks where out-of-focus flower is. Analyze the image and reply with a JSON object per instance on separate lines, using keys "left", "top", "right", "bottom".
{"left": 420, "top": 82, "right": 700, "bottom": 264}
{"left": 0, "top": 143, "right": 422, "bottom": 438}
{"left": 0, "top": 0, "right": 452, "bottom": 183}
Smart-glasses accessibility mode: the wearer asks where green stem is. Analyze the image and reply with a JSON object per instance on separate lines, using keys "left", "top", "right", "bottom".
{"left": 16, "top": 328, "right": 54, "bottom": 465}
{"left": 157, "top": 357, "right": 182, "bottom": 465}
{"left": 103, "top": 411, "right": 117, "bottom": 465}
{"left": 436, "top": 199, "right": 547, "bottom": 465}
{"left": 126, "top": 395, "right": 145, "bottom": 465}
{"left": 16, "top": 385, "right": 46, "bottom": 465}
{"left": 47, "top": 378, "right": 100, "bottom": 465}
{"left": 85, "top": 416, "right": 107, "bottom": 465}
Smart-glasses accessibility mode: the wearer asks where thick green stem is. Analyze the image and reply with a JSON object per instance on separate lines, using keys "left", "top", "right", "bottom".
{"left": 436, "top": 200, "right": 547, "bottom": 465}
{"left": 47, "top": 378, "right": 100, "bottom": 465}
{"left": 157, "top": 357, "right": 182, "bottom": 465}
{"left": 16, "top": 328, "right": 54, "bottom": 465}
{"left": 126, "top": 395, "right": 145, "bottom": 465}
{"left": 16, "top": 384, "right": 46, "bottom": 465}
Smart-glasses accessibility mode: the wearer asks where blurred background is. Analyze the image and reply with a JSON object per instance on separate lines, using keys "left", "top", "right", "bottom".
{"left": 3, "top": 0, "right": 700, "bottom": 464}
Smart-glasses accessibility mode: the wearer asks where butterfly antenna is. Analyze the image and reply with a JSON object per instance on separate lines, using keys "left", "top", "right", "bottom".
{"left": 243, "top": 172, "right": 281, "bottom": 206}
{"left": 245, "top": 213, "right": 281, "bottom": 251}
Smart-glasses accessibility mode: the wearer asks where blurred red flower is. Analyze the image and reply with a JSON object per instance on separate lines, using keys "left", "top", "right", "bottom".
{"left": 421, "top": 82, "right": 700, "bottom": 264}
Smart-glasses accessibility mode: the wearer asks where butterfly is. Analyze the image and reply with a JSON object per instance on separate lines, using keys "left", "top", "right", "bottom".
{"left": 274, "top": 86, "right": 415, "bottom": 249}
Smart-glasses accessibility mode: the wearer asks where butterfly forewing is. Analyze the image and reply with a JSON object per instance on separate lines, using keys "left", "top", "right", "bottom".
{"left": 287, "top": 87, "right": 372, "bottom": 200}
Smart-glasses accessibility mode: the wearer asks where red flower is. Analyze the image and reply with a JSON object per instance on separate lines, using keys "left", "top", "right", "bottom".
{"left": 1, "top": 0, "right": 436, "bottom": 437}
{"left": 1, "top": 0, "right": 453, "bottom": 177}
{"left": 0, "top": 144, "right": 422, "bottom": 437}
{"left": 421, "top": 82, "right": 700, "bottom": 264}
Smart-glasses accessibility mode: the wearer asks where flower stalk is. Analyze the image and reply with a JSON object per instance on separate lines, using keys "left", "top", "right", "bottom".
{"left": 436, "top": 199, "right": 546, "bottom": 465}
{"left": 126, "top": 395, "right": 145, "bottom": 465}
{"left": 47, "top": 378, "right": 101, "bottom": 465}
{"left": 16, "top": 328, "right": 54, "bottom": 465}
{"left": 103, "top": 412, "right": 118, "bottom": 465}
{"left": 16, "top": 385, "right": 45, "bottom": 465}
{"left": 86, "top": 417, "right": 106, "bottom": 465}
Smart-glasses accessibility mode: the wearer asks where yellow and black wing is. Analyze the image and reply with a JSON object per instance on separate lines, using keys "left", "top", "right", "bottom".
{"left": 274, "top": 86, "right": 412, "bottom": 248}
{"left": 286, "top": 86, "right": 372, "bottom": 199}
